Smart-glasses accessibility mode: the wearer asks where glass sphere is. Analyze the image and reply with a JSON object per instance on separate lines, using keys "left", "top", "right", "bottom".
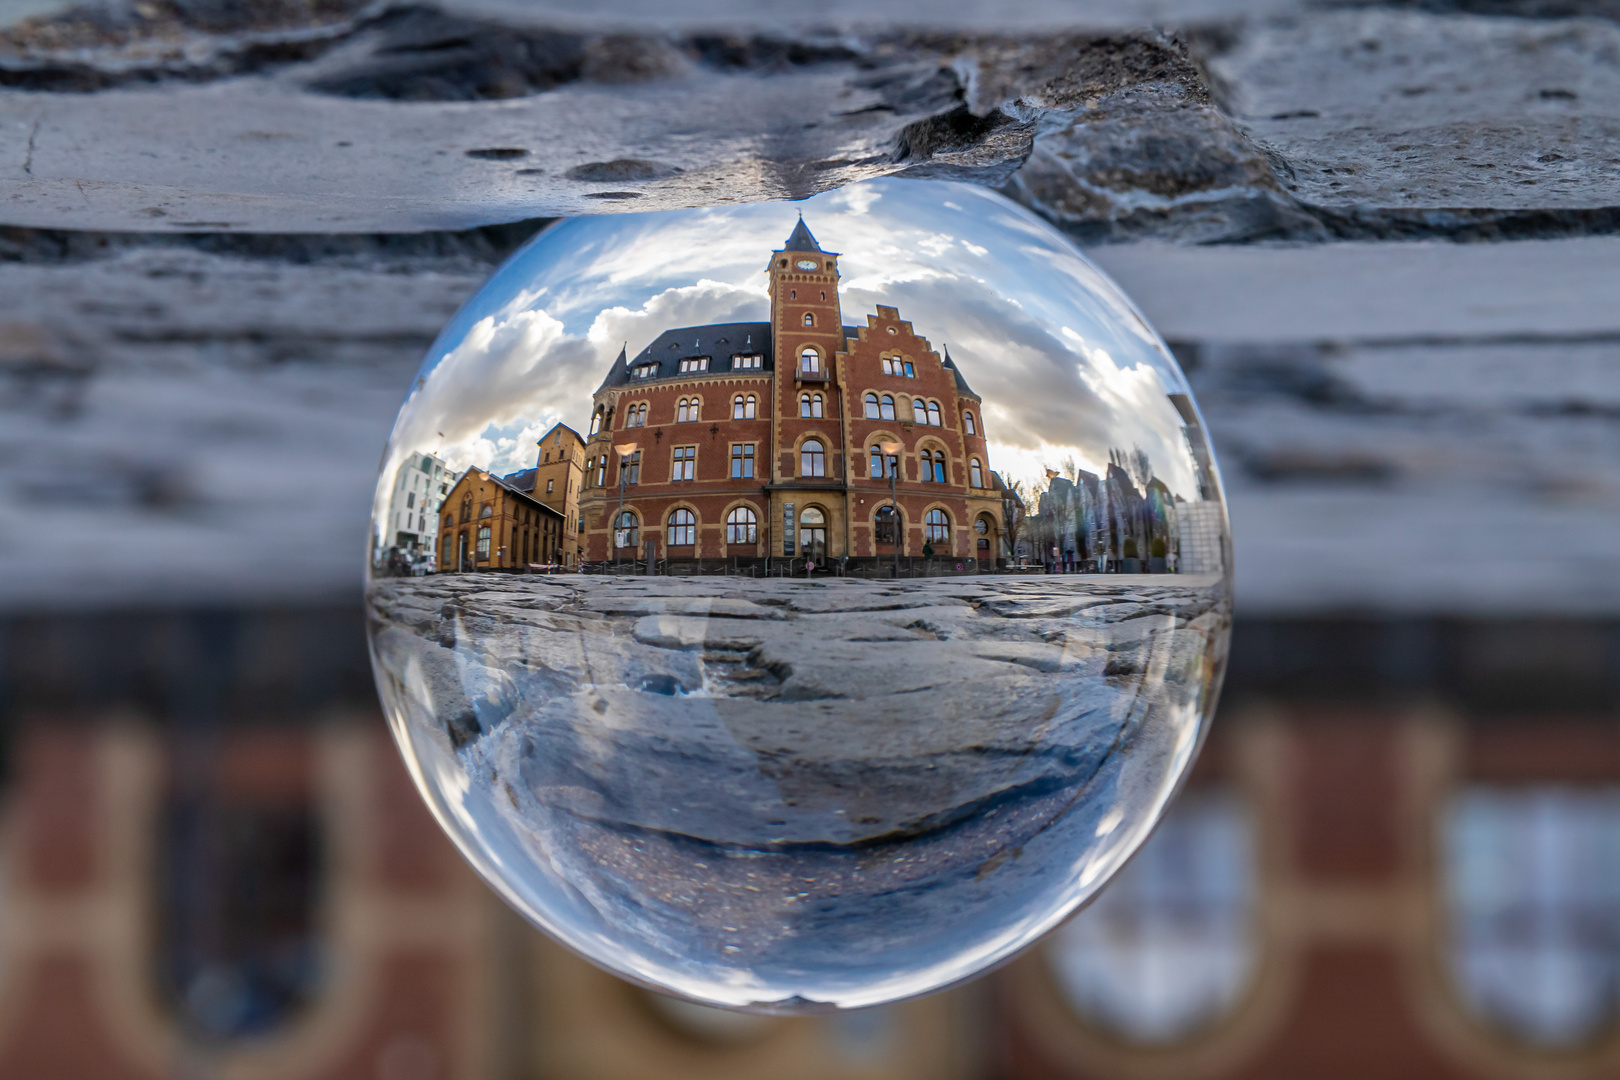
{"left": 366, "top": 179, "right": 1232, "bottom": 1013}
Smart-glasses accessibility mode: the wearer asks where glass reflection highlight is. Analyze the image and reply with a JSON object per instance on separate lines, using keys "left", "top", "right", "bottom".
{"left": 367, "top": 179, "right": 1232, "bottom": 1011}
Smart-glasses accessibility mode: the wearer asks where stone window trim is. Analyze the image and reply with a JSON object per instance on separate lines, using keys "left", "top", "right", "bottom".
{"left": 725, "top": 502, "right": 760, "bottom": 545}
{"left": 671, "top": 445, "right": 697, "bottom": 482}
{"left": 613, "top": 509, "right": 639, "bottom": 549}
{"left": 964, "top": 409, "right": 977, "bottom": 435}
{"left": 799, "top": 345, "right": 822, "bottom": 374}
{"left": 730, "top": 442, "right": 756, "bottom": 479}
{"left": 732, "top": 393, "right": 757, "bottom": 420}
{"left": 924, "top": 506, "right": 952, "bottom": 544}
{"left": 800, "top": 392, "right": 824, "bottom": 418}
{"left": 970, "top": 458, "right": 986, "bottom": 489}
{"left": 799, "top": 436, "right": 828, "bottom": 478}
{"left": 666, "top": 506, "right": 698, "bottom": 547}
{"left": 872, "top": 502, "right": 903, "bottom": 545}
{"left": 803, "top": 312, "right": 816, "bottom": 327}
{"left": 624, "top": 401, "right": 648, "bottom": 428}
{"left": 675, "top": 396, "right": 703, "bottom": 423}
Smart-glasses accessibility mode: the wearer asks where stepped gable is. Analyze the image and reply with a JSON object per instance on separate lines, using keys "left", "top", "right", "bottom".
{"left": 599, "top": 322, "right": 774, "bottom": 388}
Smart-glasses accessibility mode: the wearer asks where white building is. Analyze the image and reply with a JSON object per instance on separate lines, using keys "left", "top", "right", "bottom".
{"left": 379, "top": 451, "right": 455, "bottom": 570}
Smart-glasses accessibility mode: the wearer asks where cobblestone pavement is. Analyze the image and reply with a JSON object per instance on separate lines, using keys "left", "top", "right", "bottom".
{"left": 368, "top": 571, "right": 1228, "bottom": 1005}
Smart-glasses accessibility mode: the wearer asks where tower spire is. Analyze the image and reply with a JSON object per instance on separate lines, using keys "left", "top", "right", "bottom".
{"left": 782, "top": 215, "right": 822, "bottom": 253}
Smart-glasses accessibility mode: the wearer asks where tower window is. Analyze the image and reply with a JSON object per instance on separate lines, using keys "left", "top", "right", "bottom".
{"left": 589, "top": 409, "right": 602, "bottom": 435}
{"left": 800, "top": 348, "right": 820, "bottom": 374}
{"left": 800, "top": 439, "right": 826, "bottom": 478}
{"left": 803, "top": 313, "right": 815, "bottom": 327}
{"left": 970, "top": 458, "right": 985, "bottom": 488}
{"left": 964, "top": 410, "right": 976, "bottom": 435}
{"left": 667, "top": 508, "right": 696, "bottom": 546}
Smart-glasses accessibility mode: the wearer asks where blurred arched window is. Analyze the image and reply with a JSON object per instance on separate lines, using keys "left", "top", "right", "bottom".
{"left": 1443, "top": 786, "right": 1620, "bottom": 1046}
{"left": 1046, "top": 790, "right": 1257, "bottom": 1043}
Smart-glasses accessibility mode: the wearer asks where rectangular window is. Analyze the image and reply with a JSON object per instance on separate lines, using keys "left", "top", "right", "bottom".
{"left": 672, "top": 446, "right": 696, "bottom": 481}
{"left": 546, "top": 479, "right": 554, "bottom": 494}
{"left": 731, "top": 444, "right": 755, "bottom": 479}
{"left": 732, "top": 354, "right": 763, "bottom": 369}
{"left": 622, "top": 451, "right": 641, "bottom": 485}
{"left": 595, "top": 459, "right": 606, "bottom": 487}
{"left": 420, "top": 457, "right": 433, "bottom": 473}
{"left": 406, "top": 491, "right": 416, "bottom": 509}
{"left": 904, "top": 361, "right": 916, "bottom": 377}
{"left": 476, "top": 526, "right": 491, "bottom": 560}
{"left": 881, "top": 358, "right": 894, "bottom": 376}
{"left": 678, "top": 357, "right": 710, "bottom": 373}
{"left": 633, "top": 363, "right": 657, "bottom": 379}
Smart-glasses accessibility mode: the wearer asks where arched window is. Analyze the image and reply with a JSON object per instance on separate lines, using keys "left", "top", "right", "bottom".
{"left": 459, "top": 495, "right": 471, "bottom": 524}
{"left": 1443, "top": 786, "right": 1620, "bottom": 1046}
{"left": 913, "top": 398, "right": 928, "bottom": 424}
{"left": 800, "top": 506, "right": 827, "bottom": 553}
{"left": 869, "top": 445, "right": 896, "bottom": 480}
{"left": 476, "top": 525, "right": 492, "bottom": 558}
{"left": 800, "top": 439, "right": 826, "bottom": 477}
{"left": 1047, "top": 790, "right": 1256, "bottom": 1044}
{"left": 800, "top": 347, "right": 820, "bottom": 374}
{"left": 479, "top": 503, "right": 493, "bottom": 518}
{"left": 677, "top": 397, "right": 699, "bottom": 423}
{"left": 919, "top": 449, "right": 933, "bottom": 481}
{"left": 964, "top": 410, "right": 976, "bottom": 435}
{"left": 625, "top": 403, "right": 646, "bottom": 428}
{"left": 874, "top": 505, "right": 898, "bottom": 545}
{"left": 614, "top": 511, "right": 638, "bottom": 549}
{"left": 589, "top": 409, "right": 602, "bottom": 435}
{"left": 970, "top": 458, "right": 985, "bottom": 488}
{"left": 803, "top": 312, "right": 815, "bottom": 326}
{"left": 725, "top": 506, "right": 757, "bottom": 544}
{"left": 733, "top": 394, "right": 756, "bottom": 420}
{"left": 930, "top": 450, "right": 947, "bottom": 483}
{"left": 667, "top": 508, "right": 696, "bottom": 546}
{"left": 925, "top": 508, "right": 950, "bottom": 543}
{"left": 928, "top": 401, "right": 942, "bottom": 427}
{"left": 880, "top": 394, "right": 896, "bottom": 421}
{"left": 595, "top": 458, "right": 606, "bottom": 487}
{"left": 864, "top": 393, "right": 880, "bottom": 419}
{"left": 800, "top": 393, "right": 823, "bottom": 419}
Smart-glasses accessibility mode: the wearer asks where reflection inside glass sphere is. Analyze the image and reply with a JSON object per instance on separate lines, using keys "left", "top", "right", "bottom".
{"left": 367, "top": 179, "right": 1232, "bottom": 1012}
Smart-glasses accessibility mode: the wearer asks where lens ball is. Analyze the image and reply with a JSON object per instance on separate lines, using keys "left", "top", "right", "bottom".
{"left": 367, "top": 179, "right": 1232, "bottom": 1012}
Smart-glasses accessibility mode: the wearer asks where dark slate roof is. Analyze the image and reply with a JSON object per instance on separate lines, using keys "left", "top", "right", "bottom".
{"left": 503, "top": 467, "right": 536, "bottom": 492}
{"left": 599, "top": 322, "right": 773, "bottom": 389}
{"left": 489, "top": 471, "right": 563, "bottom": 517}
{"left": 783, "top": 215, "right": 823, "bottom": 252}
{"left": 941, "top": 345, "right": 979, "bottom": 399}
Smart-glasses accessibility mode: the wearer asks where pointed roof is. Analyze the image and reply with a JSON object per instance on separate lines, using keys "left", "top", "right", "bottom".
{"left": 593, "top": 344, "right": 628, "bottom": 395}
{"left": 941, "top": 345, "right": 978, "bottom": 399}
{"left": 782, "top": 214, "right": 822, "bottom": 253}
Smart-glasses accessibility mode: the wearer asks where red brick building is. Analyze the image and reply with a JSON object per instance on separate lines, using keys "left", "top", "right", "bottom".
{"left": 578, "top": 219, "right": 1005, "bottom": 569}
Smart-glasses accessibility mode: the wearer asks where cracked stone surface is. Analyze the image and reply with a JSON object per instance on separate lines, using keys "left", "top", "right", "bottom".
{"left": 365, "top": 572, "right": 1226, "bottom": 1003}
{"left": 2, "top": 2, "right": 1619, "bottom": 616}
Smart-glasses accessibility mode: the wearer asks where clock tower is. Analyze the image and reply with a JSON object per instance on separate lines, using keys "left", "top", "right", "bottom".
{"left": 767, "top": 216, "right": 844, "bottom": 483}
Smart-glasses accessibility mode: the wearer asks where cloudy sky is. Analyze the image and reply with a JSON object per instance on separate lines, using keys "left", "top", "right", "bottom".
{"left": 375, "top": 179, "right": 1200, "bottom": 526}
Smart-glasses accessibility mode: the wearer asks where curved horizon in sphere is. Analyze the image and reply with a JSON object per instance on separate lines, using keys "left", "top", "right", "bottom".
{"left": 366, "top": 179, "right": 1233, "bottom": 1012}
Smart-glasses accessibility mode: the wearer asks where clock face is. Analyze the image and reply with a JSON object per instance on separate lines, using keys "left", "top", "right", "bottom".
{"left": 795, "top": 259, "right": 819, "bottom": 270}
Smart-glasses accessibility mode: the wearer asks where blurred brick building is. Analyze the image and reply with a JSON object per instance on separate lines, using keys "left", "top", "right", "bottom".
{"left": 0, "top": 610, "right": 1616, "bottom": 1079}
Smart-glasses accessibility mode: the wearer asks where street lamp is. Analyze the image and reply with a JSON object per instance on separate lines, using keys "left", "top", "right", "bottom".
{"left": 614, "top": 441, "right": 638, "bottom": 573}
{"left": 879, "top": 439, "right": 903, "bottom": 579}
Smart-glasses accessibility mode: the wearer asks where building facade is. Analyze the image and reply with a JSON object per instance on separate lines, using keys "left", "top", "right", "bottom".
{"left": 502, "top": 422, "right": 587, "bottom": 567}
{"left": 577, "top": 220, "right": 1004, "bottom": 570}
{"left": 436, "top": 469, "right": 566, "bottom": 573}
{"left": 378, "top": 450, "right": 455, "bottom": 570}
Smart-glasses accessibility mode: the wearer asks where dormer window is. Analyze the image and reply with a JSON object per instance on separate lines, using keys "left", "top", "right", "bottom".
{"left": 632, "top": 363, "right": 657, "bottom": 379}
{"left": 678, "top": 356, "right": 709, "bottom": 373}
{"left": 731, "top": 353, "right": 762, "bottom": 370}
